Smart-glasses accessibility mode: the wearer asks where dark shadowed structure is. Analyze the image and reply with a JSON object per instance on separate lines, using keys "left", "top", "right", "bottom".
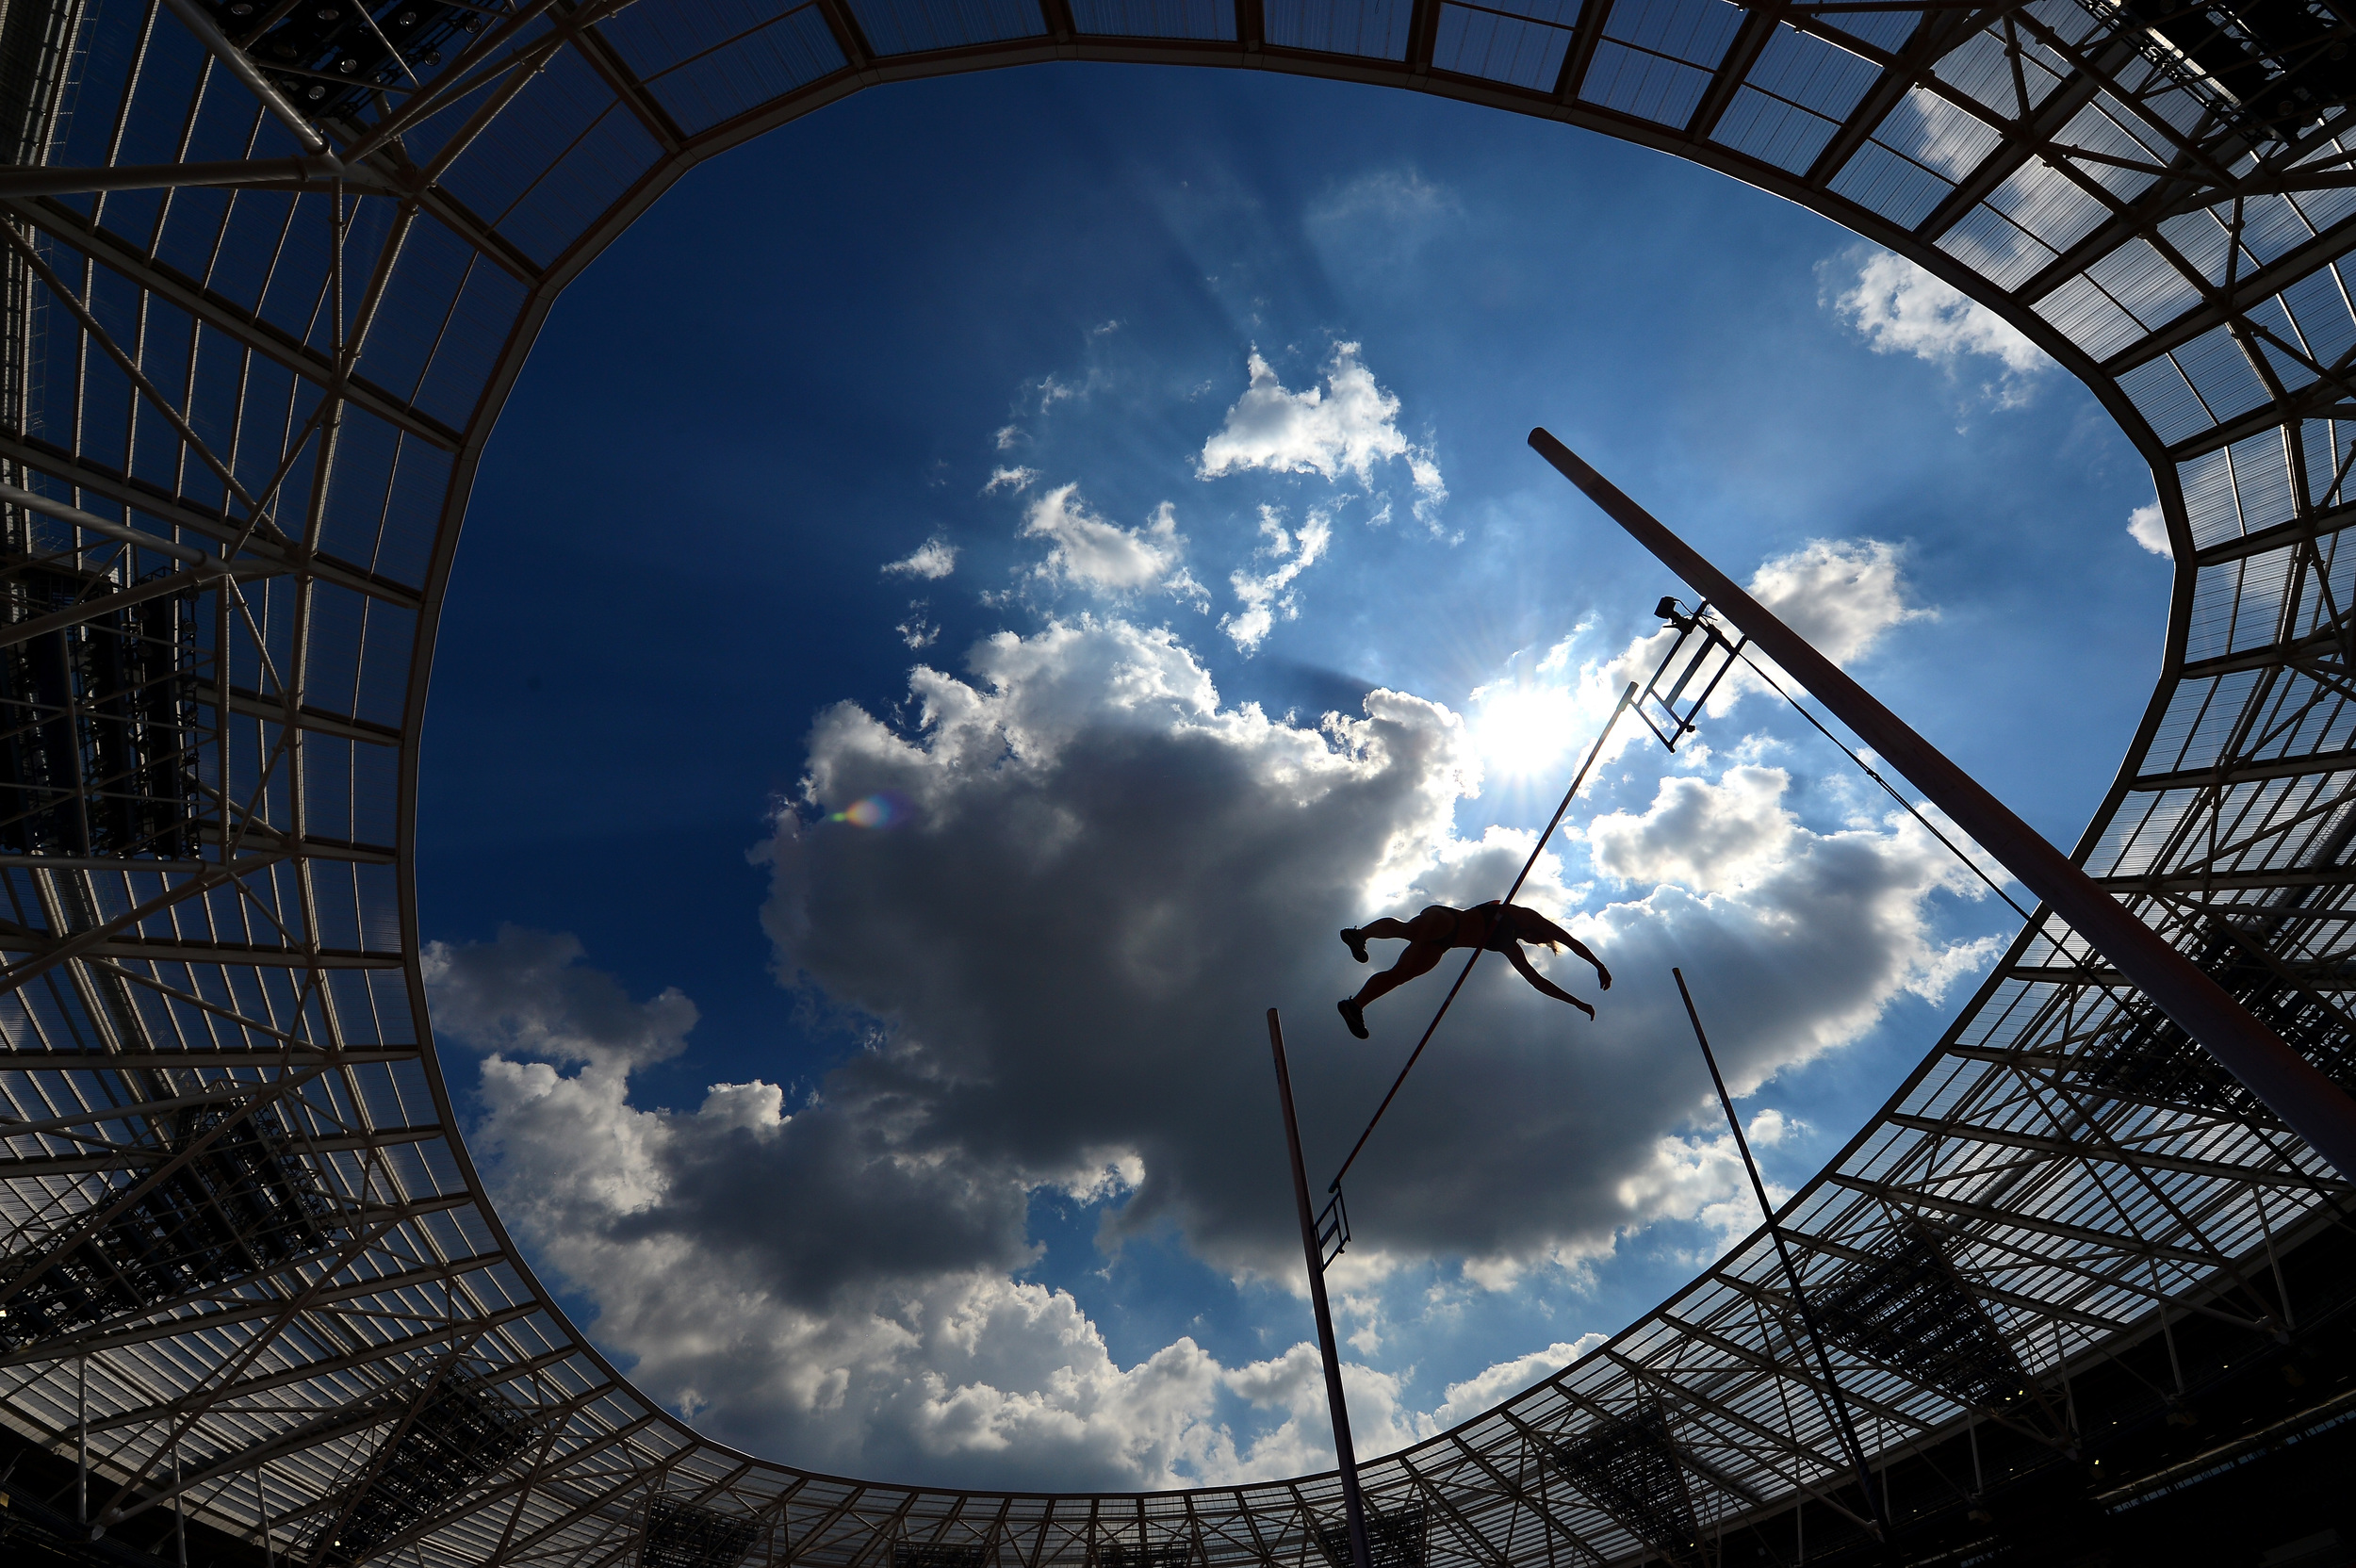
{"left": 2, "top": 0, "right": 2355, "bottom": 1562}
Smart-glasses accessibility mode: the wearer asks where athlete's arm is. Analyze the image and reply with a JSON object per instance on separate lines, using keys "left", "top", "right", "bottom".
{"left": 1503, "top": 942, "right": 1595, "bottom": 1018}
{"left": 1561, "top": 934, "right": 1612, "bottom": 991}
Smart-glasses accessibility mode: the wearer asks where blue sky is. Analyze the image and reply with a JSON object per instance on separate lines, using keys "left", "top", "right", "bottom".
{"left": 412, "top": 61, "right": 2171, "bottom": 1489}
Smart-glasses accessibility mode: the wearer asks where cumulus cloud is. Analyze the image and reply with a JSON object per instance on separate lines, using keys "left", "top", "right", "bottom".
{"left": 1221, "top": 507, "right": 1333, "bottom": 653}
{"left": 1021, "top": 484, "right": 1204, "bottom": 602}
{"left": 2128, "top": 500, "right": 2171, "bottom": 558}
{"left": 438, "top": 536, "right": 1988, "bottom": 1486}
{"left": 985, "top": 466, "right": 1038, "bottom": 495}
{"left": 885, "top": 539, "right": 958, "bottom": 580}
{"left": 1199, "top": 344, "right": 1446, "bottom": 524}
{"left": 432, "top": 924, "right": 1608, "bottom": 1489}
{"left": 1832, "top": 248, "right": 2048, "bottom": 402}
{"left": 896, "top": 602, "right": 940, "bottom": 649}
{"left": 1547, "top": 537, "right": 1930, "bottom": 777}
{"left": 772, "top": 610, "right": 1985, "bottom": 1282}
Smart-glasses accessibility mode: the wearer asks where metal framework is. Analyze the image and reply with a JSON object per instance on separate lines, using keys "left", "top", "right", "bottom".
{"left": 3, "top": 0, "right": 2356, "bottom": 1562}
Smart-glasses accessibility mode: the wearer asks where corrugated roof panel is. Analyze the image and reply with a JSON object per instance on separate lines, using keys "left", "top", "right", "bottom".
{"left": 2056, "top": 99, "right": 2164, "bottom": 203}
{"left": 2117, "top": 352, "right": 2212, "bottom": 446}
{"left": 2287, "top": 159, "right": 2356, "bottom": 236}
{"left": 1069, "top": 0, "right": 1237, "bottom": 37}
{"left": 638, "top": 7, "right": 843, "bottom": 131}
{"left": 1712, "top": 86, "right": 1837, "bottom": 173}
{"left": 2223, "top": 428, "right": 2298, "bottom": 537}
{"left": 2278, "top": 267, "right": 2356, "bottom": 373}
{"left": 2246, "top": 292, "right": 2317, "bottom": 389}
{"left": 2154, "top": 204, "right": 2236, "bottom": 288}
{"left": 154, "top": 185, "right": 242, "bottom": 298}
{"left": 601, "top": 0, "right": 815, "bottom": 74}
{"left": 1432, "top": 3, "right": 1572, "bottom": 89}
{"left": 194, "top": 189, "right": 303, "bottom": 317}
{"left": 319, "top": 406, "right": 404, "bottom": 574}
{"left": 2084, "top": 235, "right": 2200, "bottom": 332}
{"left": 2237, "top": 193, "right": 2320, "bottom": 270}
{"left": 224, "top": 351, "right": 303, "bottom": 502}
{"left": 1821, "top": 6, "right": 1917, "bottom": 54}
{"left": 847, "top": 0, "right": 1048, "bottom": 52}
{"left": 365, "top": 431, "right": 448, "bottom": 588}
{"left": 437, "top": 50, "right": 629, "bottom": 251}
{"left": 1264, "top": 0, "right": 1411, "bottom": 57}
{"left": 2300, "top": 418, "right": 2356, "bottom": 510}
{"left": 1935, "top": 201, "right": 2056, "bottom": 291}
{"left": 1599, "top": 0, "right": 1740, "bottom": 68}
{"left": 413, "top": 249, "right": 530, "bottom": 430}
{"left": 1873, "top": 84, "right": 2002, "bottom": 180}
{"left": 360, "top": 216, "right": 476, "bottom": 406}
{"left": 2176, "top": 445, "right": 2243, "bottom": 548}
{"left": 1984, "top": 157, "right": 2110, "bottom": 259}
{"left": 1827, "top": 138, "right": 1952, "bottom": 228}
{"left": 2172, "top": 322, "right": 2266, "bottom": 428}
{"left": 1743, "top": 23, "right": 1876, "bottom": 122}
{"left": 111, "top": 23, "right": 209, "bottom": 170}
{"left": 1933, "top": 29, "right": 2058, "bottom": 118}
{"left": 2183, "top": 555, "right": 2258, "bottom": 662}
{"left": 1581, "top": 39, "right": 1711, "bottom": 123}
{"left": 487, "top": 101, "right": 663, "bottom": 266}
{"left": 2032, "top": 272, "right": 2142, "bottom": 358}
{"left": 254, "top": 190, "right": 336, "bottom": 347}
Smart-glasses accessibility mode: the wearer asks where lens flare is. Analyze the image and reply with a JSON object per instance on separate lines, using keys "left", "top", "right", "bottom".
{"left": 828, "top": 792, "right": 904, "bottom": 828}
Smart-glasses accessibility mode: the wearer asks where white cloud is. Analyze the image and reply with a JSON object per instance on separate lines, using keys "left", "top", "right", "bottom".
{"left": 1832, "top": 248, "right": 2048, "bottom": 402}
{"left": 2128, "top": 500, "right": 2172, "bottom": 558}
{"left": 1021, "top": 484, "right": 1203, "bottom": 602}
{"left": 773, "top": 610, "right": 1984, "bottom": 1282}
{"left": 1221, "top": 506, "right": 1333, "bottom": 652}
{"left": 432, "top": 925, "right": 1637, "bottom": 1489}
{"left": 897, "top": 603, "right": 940, "bottom": 648}
{"left": 435, "top": 536, "right": 1987, "bottom": 1486}
{"left": 1198, "top": 344, "right": 1446, "bottom": 524}
{"left": 1310, "top": 167, "right": 1456, "bottom": 229}
{"left": 1420, "top": 1337, "right": 1603, "bottom": 1430}
{"left": 1748, "top": 536, "right": 1930, "bottom": 665}
{"left": 884, "top": 539, "right": 958, "bottom": 580}
{"left": 1490, "top": 538, "right": 1929, "bottom": 782}
{"left": 985, "top": 466, "right": 1038, "bottom": 495}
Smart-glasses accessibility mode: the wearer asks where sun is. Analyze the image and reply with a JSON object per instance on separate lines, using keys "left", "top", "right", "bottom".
{"left": 1471, "top": 681, "right": 1582, "bottom": 782}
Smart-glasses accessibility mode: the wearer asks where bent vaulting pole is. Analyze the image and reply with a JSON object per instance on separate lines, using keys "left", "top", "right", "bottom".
{"left": 1268, "top": 1009, "right": 1375, "bottom": 1568}
{"left": 1530, "top": 428, "right": 2356, "bottom": 1183}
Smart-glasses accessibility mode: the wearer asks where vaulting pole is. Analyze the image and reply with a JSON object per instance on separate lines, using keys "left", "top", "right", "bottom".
{"left": 1269, "top": 1009, "right": 1374, "bottom": 1568}
{"left": 1530, "top": 428, "right": 2356, "bottom": 1182}
{"left": 1676, "top": 970, "right": 1889, "bottom": 1545}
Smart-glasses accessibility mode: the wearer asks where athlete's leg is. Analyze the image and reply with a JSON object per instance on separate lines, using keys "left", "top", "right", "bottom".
{"left": 1342, "top": 915, "right": 1418, "bottom": 964}
{"left": 1503, "top": 942, "right": 1595, "bottom": 1019}
{"left": 1351, "top": 939, "right": 1448, "bottom": 1009}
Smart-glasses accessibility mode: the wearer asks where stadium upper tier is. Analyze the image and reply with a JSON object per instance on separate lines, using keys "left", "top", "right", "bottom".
{"left": 1, "top": 0, "right": 2354, "bottom": 1563}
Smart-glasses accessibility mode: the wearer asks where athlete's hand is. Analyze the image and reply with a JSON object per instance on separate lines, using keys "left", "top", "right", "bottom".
{"left": 1597, "top": 966, "right": 1612, "bottom": 990}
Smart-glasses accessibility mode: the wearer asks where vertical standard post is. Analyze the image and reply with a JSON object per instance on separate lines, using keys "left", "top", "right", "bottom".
{"left": 76, "top": 1354, "right": 87, "bottom": 1524}
{"left": 1531, "top": 428, "right": 2356, "bottom": 1183}
{"left": 1269, "top": 1009, "right": 1374, "bottom": 1568}
{"left": 1674, "top": 970, "right": 1890, "bottom": 1545}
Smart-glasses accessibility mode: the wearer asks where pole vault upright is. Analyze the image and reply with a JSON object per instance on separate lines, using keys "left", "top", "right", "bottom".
{"left": 1268, "top": 1009, "right": 1375, "bottom": 1568}
{"left": 1529, "top": 427, "right": 2356, "bottom": 1183}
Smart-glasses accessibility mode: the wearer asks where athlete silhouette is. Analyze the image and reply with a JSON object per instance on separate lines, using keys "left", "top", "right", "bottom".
{"left": 1336, "top": 902, "right": 1610, "bottom": 1038}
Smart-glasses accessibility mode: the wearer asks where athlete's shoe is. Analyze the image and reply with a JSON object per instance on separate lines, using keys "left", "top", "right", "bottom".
{"left": 1341, "top": 928, "right": 1369, "bottom": 964}
{"left": 1338, "top": 997, "right": 1368, "bottom": 1039}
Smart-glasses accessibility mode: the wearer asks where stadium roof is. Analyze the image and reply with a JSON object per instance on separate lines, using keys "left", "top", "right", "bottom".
{"left": 2, "top": 0, "right": 2355, "bottom": 1562}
